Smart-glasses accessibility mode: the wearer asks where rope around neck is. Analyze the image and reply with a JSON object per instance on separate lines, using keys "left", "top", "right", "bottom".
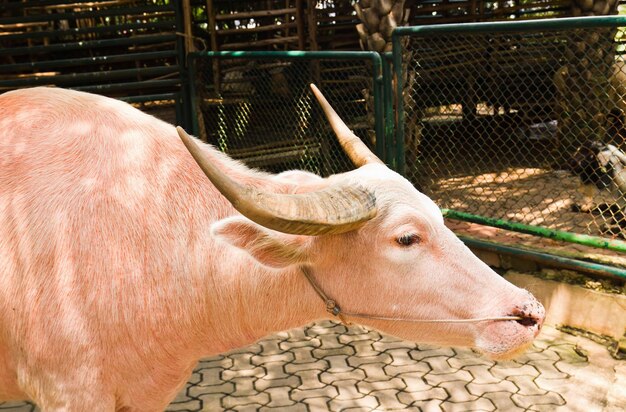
{"left": 300, "top": 267, "right": 522, "bottom": 325}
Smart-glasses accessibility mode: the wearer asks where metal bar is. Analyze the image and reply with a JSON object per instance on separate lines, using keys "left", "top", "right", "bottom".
{"left": 394, "top": 15, "right": 626, "bottom": 36}
{"left": 382, "top": 53, "right": 394, "bottom": 167}
{"left": 392, "top": 33, "right": 405, "bottom": 175}
{"left": 0, "top": 4, "right": 174, "bottom": 25}
{"left": 460, "top": 236, "right": 626, "bottom": 281}
{"left": 120, "top": 93, "right": 178, "bottom": 103}
{"left": 0, "top": 34, "right": 177, "bottom": 56}
{"left": 0, "top": 51, "right": 177, "bottom": 73}
{"left": 0, "top": 21, "right": 175, "bottom": 41}
{"left": 72, "top": 79, "right": 180, "bottom": 93}
{"left": 2, "top": 0, "right": 115, "bottom": 9}
{"left": 188, "top": 57, "right": 199, "bottom": 136}
{"left": 0, "top": 66, "right": 179, "bottom": 88}
{"left": 444, "top": 209, "right": 626, "bottom": 253}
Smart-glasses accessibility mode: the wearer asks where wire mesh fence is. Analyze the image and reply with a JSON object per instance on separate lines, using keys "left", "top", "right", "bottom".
{"left": 188, "top": 52, "right": 382, "bottom": 176}
{"left": 397, "top": 19, "right": 626, "bottom": 240}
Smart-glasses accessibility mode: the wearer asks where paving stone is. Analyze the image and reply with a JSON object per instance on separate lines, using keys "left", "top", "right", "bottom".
{"left": 413, "top": 399, "right": 444, "bottom": 411}
{"left": 424, "top": 370, "right": 473, "bottom": 386}
{"left": 221, "top": 392, "right": 270, "bottom": 409}
{"left": 187, "top": 372, "right": 202, "bottom": 385}
{"left": 170, "top": 387, "right": 196, "bottom": 404}
{"left": 466, "top": 379, "right": 517, "bottom": 396}
{"left": 440, "top": 397, "right": 495, "bottom": 412}
{"left": 436, "top": 380, "right": 478, "bottom": 403}
{"left": 293, "top": 369, "right": 326, "bottom": 390}
{"left": 372, "top": 340, "right": 417, "bottom": 352}
{"left": 313, "top": 345, "right": 355, "bottom": 358}
{"left": 423, "top": 356, "right": 459, "bottom": 373}
{"left": 446, "top": 355, "right": 493, "bottom": 370}
{"left": 398, "top": 372, "right": 435, "bottom": 393}
{"left": 300, "top": 396, "right": 332, "bottom": 410}
{"left": 222, "top": 366, "right": 265, "bottom": 381}
{"left": 511, "top": 392, "right": 566, "bottom": 409}
{"left": 288, "top": 345, "right": 318, "bottom": 365}
{"left": 260, "top": 403, "right": 307, "bottom": 412}
{"left": 320, "top": 369, "right": 366, "bottom": 384}
{"left": 253, "top": 374, "right": 301, "bottom": 391}
{"left": 516, "top": 349, "right": 561, "bottom": 362}
{"left": 481, "top": 391, "right": 526, "bottom": 411}
{"left": 397, "top": 387, "right": 448, "bottom": 403}
{"left": 229, "top": 353, "right": 256, "bottom": 371}
{"left": 188, "top": 381, "right": 235, "bottom": 397}
{"left": 280, "top": 338, "right": 320, "bottom": 351}
{"left": 325, "top": 354, "right": 353, "bottom": 372}
{"left": 291, "top": 384, "right": 339, "bottom": 401}
{"left": 526, "top": 359, "right": 569, "bottom": 379}
{"left": 339, "top": 330, "right": 382, "bottom": 344}
{"left": 463, "top": 364, "right": 502, "bottom": 384}
{"left": 231, "top": 403, "right": 265, "bottom": 412}
{"left": 384, "top": 348, "right": 415, "bottom": 365}
{"left": 347, "top": 353, "right": 392, "bottom": 367}
{"left": 262, "top": 361, "right": 290, "bottom": 380}
{"left": 334, "top": 379, "right": 366, "bottom": 400}
{"left": 490, "top": 363, "right": 540, "bottom": 379}
{"left": 0, "top": 403, "right": 35, "bottom": 412}
{"left": 506, "top": 375, "right": 548, "bottom": 396}
{"left": 328, "top": 395, "right": 380, "bottom": 411}
{"left": 358, "top": 363, "right": 395, "bottom": 382}
{"left": 165, "top": 399, "right": 202, "bottom": 411}
{"left": 345, "top": 341, "right": 379, "bottom": 357}
{"left": 251, "top": 352, "right": 294, "bottom": 366}
{"left": 197, "top": 393, "right": 227, "bottom": 411}
{"left": 368, "top": 389, "right": 408, "bottom": 409}
{"left": 262, "top": 386, "right": 297, "bottom": 408}
{"left": 357, "top": 377, "right": 406, "bottom": 394}
{"left": 384, "top": 361, "right": 431, "bottom": 377}
{"left": 284, "top": 359, "right": 328, "bottom": 374}
{"left": 409, "top": 347, "right": 456, "bottom": 361}
{"left": 229, "top": 377, "right": 257, "bottom": 396}
{"left": 258, "top": 338, "right": 283, "bottom": 355}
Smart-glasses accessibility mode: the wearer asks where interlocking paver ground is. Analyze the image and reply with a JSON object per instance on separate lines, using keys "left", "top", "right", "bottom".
{"left": 2, "top": 324, "right": 624, "bottom": 411}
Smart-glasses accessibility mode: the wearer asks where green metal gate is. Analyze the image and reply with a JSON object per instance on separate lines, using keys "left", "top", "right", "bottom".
{"left": 187, "top": 51, "right": 386, "bottom": 176}
{"left": 390, "top": 17, "right": 626, "bottom": 277}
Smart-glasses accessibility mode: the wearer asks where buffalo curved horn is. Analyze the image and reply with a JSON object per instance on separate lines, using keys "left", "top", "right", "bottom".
{"left": 176, "top": 126, "right": 377, "bottom": 236}
{"left": 310, "top": 84, "right": 384, "bottom": 167}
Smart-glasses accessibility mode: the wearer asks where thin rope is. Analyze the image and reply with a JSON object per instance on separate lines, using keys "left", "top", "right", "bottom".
{"left": 300, "top": 267, "right": 523, "bottom": 325}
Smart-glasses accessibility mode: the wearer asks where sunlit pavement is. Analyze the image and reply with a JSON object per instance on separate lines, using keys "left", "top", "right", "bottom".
{"left": 2, "top": 323, "right": 624, "bottom": 411}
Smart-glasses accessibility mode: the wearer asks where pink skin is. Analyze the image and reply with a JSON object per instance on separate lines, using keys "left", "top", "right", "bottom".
{"left": 0, "top": 87, "right": 544, "bottom": 411}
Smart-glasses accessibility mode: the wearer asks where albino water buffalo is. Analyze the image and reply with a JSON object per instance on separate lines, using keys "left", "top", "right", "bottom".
{"left": 0, "top": 85, "right": 544, "bottom": 411}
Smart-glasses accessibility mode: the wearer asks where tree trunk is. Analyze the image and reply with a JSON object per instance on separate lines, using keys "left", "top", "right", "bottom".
{"left": 354, "top": 0, "right": 419, "bottom": 172}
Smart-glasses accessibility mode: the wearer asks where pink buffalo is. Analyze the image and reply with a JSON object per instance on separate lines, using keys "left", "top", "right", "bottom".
{"left": 0, "top": 85, "right": 544, "bottom": 410}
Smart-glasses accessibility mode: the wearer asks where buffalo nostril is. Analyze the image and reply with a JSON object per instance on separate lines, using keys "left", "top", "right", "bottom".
{"left": 515, "top": 317, "right": 538, "bottom": 328}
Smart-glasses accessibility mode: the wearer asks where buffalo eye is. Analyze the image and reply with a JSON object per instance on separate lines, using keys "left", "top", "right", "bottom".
{"left": 397, "top": 233, "right": 421, "bottom": 247}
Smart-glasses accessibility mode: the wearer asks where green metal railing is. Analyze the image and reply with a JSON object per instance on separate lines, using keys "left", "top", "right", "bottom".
{"left": 391, "top": 16, "right": 626, "bottom": 258}
{"left": 188, "top": 51, "right": 387, "bottom": 174}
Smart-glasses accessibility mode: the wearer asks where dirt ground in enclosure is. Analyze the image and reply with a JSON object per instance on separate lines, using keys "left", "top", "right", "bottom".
{"left": 426, "top": 167, "right": 622, "bottom": 237}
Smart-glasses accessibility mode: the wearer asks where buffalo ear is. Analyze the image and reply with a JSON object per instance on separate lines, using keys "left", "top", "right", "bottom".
{"left": 211, "top": 217, "right": 311, "bottom": 269}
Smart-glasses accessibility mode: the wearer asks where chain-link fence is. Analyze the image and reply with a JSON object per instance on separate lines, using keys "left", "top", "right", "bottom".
{"left": 188, "top": 51, "right": 383, "bottom": 177}
{"left": 396, "top": 18, "right": 626, "bottom": 240}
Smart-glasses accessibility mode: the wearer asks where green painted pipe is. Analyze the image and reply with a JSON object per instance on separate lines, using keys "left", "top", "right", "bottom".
{"left": 443, "top": 209, "right": 626, "bottom": 253}
{"left": 393, "top": 15, "right": 626, "bottom": 36}
{"left": 460, "top": 236, "right": 626, "bottom": 281}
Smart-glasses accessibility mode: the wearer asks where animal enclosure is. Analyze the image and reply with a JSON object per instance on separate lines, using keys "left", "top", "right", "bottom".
{"left": 395, "top": 18, "right": 626, "bottom": 247}
{"left": 188, "top": 51, "right": 384, "bottom": 176}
